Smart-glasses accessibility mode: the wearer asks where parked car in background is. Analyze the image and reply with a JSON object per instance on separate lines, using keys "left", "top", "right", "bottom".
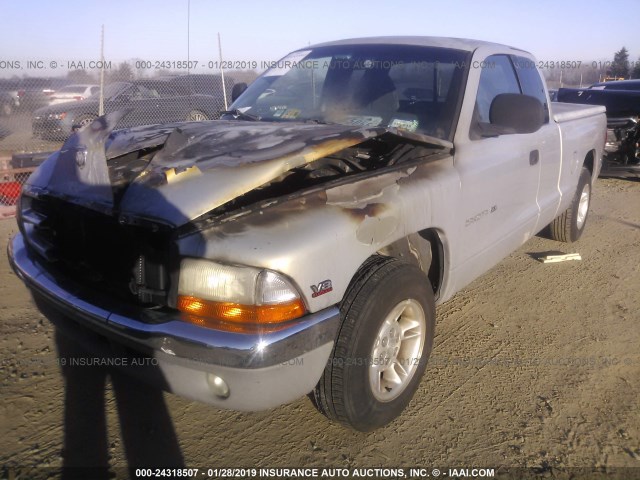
{"left": 0, "top": 91, "right": 15, "bottom": 116}
{"left": 18, "top": 78, "right": 69, "bottom": 111}
{"left": 557, "top": 87, "right": 640, "bottom": 118}
{"left": 48, "top": 84, "right": 99, "bottom": 105}
{"left": 556, "top": 86, "right": 640, "bottom": 177}
{"left": 168, "top": 73, "right": 235, "bottom": 97}
{"left": 0, "top": 77, "right": 70, "bottom": 113}
{"left": 0, "top": 124, "right": 10, "bottom": 140}
{"left": 589, "top": 79, "right": 640, "bottom": 91}
{"left": 0, "top": 80, "right": 22, "bottom": 114}
{"left": 32, "top": 78, "right": 226, "bottom": 139}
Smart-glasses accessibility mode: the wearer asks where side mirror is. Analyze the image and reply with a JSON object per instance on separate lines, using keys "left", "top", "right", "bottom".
{"left": 231, "top": 83, "right": 248, "bottom": 103}
{"left": 114, "top": 93, "right": 131, "bottom": 103}
{"left": 489, "top": 93, "right": 544, "bottom": 134}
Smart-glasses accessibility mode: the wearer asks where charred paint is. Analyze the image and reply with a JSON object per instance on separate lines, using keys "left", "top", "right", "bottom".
{"left": 111, "top": 122, "right": 391, "bottom": 225}
{"left": 38, "top": 108, "right": 447, "bottom": 226}
{"left": 213, "top": 190, "right": 330, "bottom": 236}
{"left": 325, "top": 173, "right": 408, "bottom": 245}
{"left": 341, "top": 202, "right": 388, "bottom": 222}
{"left": 47, "top": 109, "right": 132, "bottom": 206}
{"left": 138, "top": 121, "right": 386, "bottom": 172}
{"left": 325, "top": 170, "right": 408, "bottom": 207}
{"left": 356, "top": 215, "right": 400, "bottom": 245}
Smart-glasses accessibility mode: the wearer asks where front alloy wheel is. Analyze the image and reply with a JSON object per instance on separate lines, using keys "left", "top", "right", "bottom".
{"left": 311, "top": 256, "right": 435, "bottom": 431}
{"left": 369, "top": 299, "right": 426, "bottom": 402}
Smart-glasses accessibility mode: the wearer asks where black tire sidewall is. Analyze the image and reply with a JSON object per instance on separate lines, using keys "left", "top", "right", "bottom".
{"left": 339, "top": 263, "right": 435, "bottom": 431}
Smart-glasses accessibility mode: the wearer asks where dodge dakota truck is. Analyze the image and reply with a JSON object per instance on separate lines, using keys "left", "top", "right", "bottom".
{"left": 8, "top": 37, "right": 606, "bottom": 431}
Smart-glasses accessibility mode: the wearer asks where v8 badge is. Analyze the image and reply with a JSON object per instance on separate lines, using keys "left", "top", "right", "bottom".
{"left": 311, "top": 279, "right": 333, "bottom": 298}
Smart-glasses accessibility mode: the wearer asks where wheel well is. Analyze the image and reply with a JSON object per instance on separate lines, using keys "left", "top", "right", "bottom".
{"left": 583, "top": 150, "right": 595, "bottom": 177}
{"left": 421, "top": 229, "right": 444, "bottom": 299}
{"left": 375, "top": 228, "right": 444, "bottom": 299}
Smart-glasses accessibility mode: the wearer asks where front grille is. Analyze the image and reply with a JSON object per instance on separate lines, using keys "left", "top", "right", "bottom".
{"left": 22, "top": 195, "right": 172, "bottom": 307}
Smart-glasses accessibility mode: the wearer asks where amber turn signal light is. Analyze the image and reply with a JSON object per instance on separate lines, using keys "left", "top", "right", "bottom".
{"left": 177, "top": 295, "right": 306, "bottom": 326}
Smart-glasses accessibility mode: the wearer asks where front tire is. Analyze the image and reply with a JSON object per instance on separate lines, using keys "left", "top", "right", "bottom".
{"left": 311, "top": 256, "right": 435, "bottom": 431}
{"left": 549, "top": 167, "right": 592, "bottom": 243}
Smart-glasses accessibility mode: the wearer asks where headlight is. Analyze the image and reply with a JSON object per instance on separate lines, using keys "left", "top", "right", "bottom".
{"left": 47, "top": 112, "right": 67, "bottom": 120}
{"left": 177, "top": 258, "right": 306, "bottom": 331}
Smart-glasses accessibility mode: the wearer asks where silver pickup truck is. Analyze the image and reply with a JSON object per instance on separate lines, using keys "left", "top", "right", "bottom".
{"left": 9, "top": 37, "right": 606, "bottom": 431}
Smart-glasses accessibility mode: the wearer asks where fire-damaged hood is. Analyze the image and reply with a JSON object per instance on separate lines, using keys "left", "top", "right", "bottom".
{"left": 27, "top": 111, "right": 450, "bottom": 227}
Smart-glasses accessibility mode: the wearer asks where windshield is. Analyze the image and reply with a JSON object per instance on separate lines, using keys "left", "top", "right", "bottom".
{"left": 230, "top": 44, "right": 470, "bottom": 140}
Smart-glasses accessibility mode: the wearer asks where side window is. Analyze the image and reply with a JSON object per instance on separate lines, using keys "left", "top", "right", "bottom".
{"left": 133, "top": 85, "right": 160, "bottom": 99}
{"left": 475, "top": 55, "right": 520, "bottom": 123}
{"left": 512, "top": 55, "right": 549, "bottom": 123}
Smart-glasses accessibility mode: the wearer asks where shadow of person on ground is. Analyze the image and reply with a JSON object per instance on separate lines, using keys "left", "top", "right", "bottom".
{"left": 50, "top": 321, "right": 185, "bottom": 480}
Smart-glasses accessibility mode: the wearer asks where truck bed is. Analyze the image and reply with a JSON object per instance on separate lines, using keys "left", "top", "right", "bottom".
{"left": 551, "top": 102, "right": 606, "bottom": 123}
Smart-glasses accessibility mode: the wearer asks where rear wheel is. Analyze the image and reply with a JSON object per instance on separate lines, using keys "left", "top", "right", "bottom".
{"left": 311, "top": 256, "right": 435, "bottom": 431}
{"left": 74, "top": 114, "right": 97, "bottom": 130}
{"left": 549, "top": 167, "right": 592, "bottom": 242}
{"left": 186, "top": 110, "right": 209, "bottom": 121}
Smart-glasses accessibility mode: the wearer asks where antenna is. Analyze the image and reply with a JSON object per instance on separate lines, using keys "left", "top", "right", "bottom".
{"left": 99, "top": 24, "right": 105, "bottom": 116}
{"left": 218, "top": 32, "right": 228, "bottom": 110}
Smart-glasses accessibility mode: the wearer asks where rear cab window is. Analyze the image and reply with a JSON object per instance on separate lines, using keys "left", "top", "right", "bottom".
{"left": 511, "top": 55, "right": 549, "bottom": 122}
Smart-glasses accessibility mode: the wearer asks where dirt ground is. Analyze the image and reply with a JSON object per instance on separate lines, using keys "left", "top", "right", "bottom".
{"left": 0, "top": 177, "right": 639, "bottom": 479}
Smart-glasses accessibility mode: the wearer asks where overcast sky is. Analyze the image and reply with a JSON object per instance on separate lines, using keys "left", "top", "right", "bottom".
{"left": 0, "top": 0, "right": 638, "bottom": 78}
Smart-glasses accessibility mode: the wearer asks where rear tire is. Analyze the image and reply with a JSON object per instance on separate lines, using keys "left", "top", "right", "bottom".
{"left": 311, "top": 256, "right": 435, "bottom": 431}
{"left": 549, "top": 167, "right": 592, "bottom": 243}
{"left": 186, "top": 110, "right": 209, "bottom": 121}
{"left": 74, "top": 114, "right": 97, "bottom": 130}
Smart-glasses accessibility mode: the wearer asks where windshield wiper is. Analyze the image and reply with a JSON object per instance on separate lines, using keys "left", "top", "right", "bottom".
{"left": 220, "top": 109, "right": 260, "bottom": 121}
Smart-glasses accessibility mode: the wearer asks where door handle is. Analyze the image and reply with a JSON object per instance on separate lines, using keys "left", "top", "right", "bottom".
{"left": 529, "top": 150, "right": 539, "bottom": 166}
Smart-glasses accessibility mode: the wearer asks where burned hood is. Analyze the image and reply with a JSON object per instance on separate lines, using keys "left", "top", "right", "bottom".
{"left": 29, "top": 115, "right": 393, "bottom": 226}
{"left": 107, "top": 119, "right": 386, "bottom": 170}
{"left": 118, "top": 120, "right": 395, "bottom": 226}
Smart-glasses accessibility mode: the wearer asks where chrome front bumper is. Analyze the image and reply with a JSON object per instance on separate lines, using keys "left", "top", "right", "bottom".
{"left": 8, "top": 233, "right": 340, "bottom": 411}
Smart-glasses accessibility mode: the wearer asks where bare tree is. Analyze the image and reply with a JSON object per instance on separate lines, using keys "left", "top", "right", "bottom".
{"left": 67, "top": 69, "right": 96, "bottom": 84}
{"left": 632, "top": 57, "right": 640, "bottom": 79}
{"left": 106, "top": 62, "right": 135, "bottom": 83}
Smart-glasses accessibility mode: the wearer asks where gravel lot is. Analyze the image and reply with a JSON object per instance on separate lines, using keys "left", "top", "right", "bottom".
{"left": 0, "top": 177, "right": 639, "bottom": 479}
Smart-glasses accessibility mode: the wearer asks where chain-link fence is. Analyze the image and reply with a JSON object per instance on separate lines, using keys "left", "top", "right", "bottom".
{"left": 0, "top": 67, "right": 259, "bottom": 155}
{"left": 0, "top": 64, "right": 260, "bottom": 220}
{"left": 0, "top": 164, "right": 36, "bottom": 218}
{"left": 0, "top": 40, "right": 625, "bottom": 173}
{"left": 0, "top": 55, "right": 612, "bottom": 158}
